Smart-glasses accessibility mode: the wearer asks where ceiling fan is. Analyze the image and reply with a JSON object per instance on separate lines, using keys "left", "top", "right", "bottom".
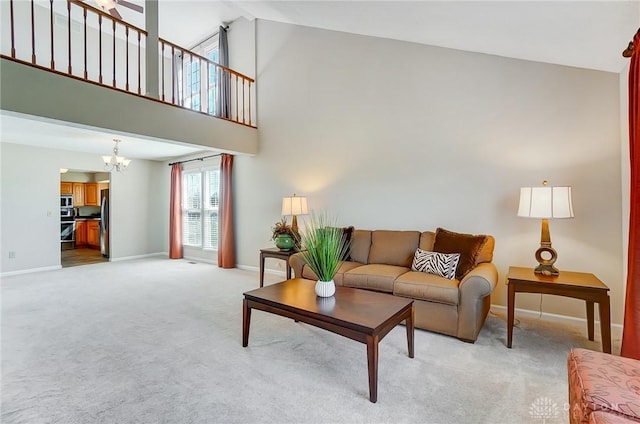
{"left": 93, "top": 0, "right": 143, "bottom": 20}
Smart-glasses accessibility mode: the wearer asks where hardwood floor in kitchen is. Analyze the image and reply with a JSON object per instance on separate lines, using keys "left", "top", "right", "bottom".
{"left": 61, "top": 248, "right": 108, "bottom": 268}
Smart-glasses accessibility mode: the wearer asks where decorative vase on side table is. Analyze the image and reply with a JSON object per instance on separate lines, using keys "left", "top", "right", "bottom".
{"left": 271, "top": 217, "right": 297, "bottom": 252}
{"left": 274, "top": 234, "right": 294, "bottom": 251}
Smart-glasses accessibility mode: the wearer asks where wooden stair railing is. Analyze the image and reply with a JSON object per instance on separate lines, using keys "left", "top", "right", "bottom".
{"left": 1, "top": 0, "right": 256, "bottom": 128}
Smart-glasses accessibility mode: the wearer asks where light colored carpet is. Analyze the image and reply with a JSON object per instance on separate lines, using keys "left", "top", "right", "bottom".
{"left": 1, "top": 258, "right": 621, "bottom": 424}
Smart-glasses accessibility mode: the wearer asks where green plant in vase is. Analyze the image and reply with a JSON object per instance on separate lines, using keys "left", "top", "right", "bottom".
{"left": 299, "top": 212, "right": 351, "bottom": 297}
{"left": 271, "top": 217, "right": 297, "bottom": 251}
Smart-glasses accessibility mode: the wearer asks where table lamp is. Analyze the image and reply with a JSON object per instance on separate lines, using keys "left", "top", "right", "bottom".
{"left": 517, "top": 181, "right": 574, "bottom": 276}
{"left": 281, "top": 194, "right": 308, "bottom": 234}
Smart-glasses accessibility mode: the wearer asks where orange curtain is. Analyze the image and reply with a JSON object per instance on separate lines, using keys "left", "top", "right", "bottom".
{"left": 218, "top": 154, "right": 235, "bottom": 268}
{"left": 169, "top": 163, "right": 183, "bottom": 259}
{"left": 622, "top": 31, "right": 640, "bottom": 360}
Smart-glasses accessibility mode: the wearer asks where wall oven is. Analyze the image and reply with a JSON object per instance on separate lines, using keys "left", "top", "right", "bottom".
{"left": 61, "top": 217, "right": 75, "bottom": 247}
{"left": 60, "top": 195, "right": 73, "bottom": 208}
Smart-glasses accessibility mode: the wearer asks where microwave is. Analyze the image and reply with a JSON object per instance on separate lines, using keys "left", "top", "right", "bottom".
{"left": 60, "top": 195, "right": 73, "bottom": 208}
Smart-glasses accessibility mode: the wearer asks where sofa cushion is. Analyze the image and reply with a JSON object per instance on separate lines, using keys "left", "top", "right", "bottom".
{"left": 477, "top": 235, "right": 495, "bottom": 264}
{"left": 350, "top": 230, "right": 372, "bottom": 264}
{"left": 411, "top": 248, "right": 460, "bottom": 280}
{"left": 433, "top": 228, "right": 489, "bottom": 279}
{"left": 394, "top": 271, "right": 460, "bottom": 305}
{"left": 301, "top": 261, "right": 362, "bottom": 286}
{"left": 419, "top": 232, "right": 435, "bottom": 250}
{"left": 368, "top": 230, "right": 420, "bottom": 267}
{"left": 343, "top": 264, "right": 409, "bottom": 292}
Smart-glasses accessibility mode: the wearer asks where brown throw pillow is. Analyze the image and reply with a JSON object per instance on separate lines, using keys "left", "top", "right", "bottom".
{"left": 329, "top": 226, "right": 355, "bottom": 261}
{"left": 432, "top": 228, "right": 488, "bottom": 279}
{"left": 341, "top": 226, "right": 355, "bottom": 261}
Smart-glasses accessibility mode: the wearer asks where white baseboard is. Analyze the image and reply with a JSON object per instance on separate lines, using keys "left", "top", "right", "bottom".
{"left": 183, "top": 256, "right": 217, "bottom": 265}
{"left": 1, "top": 265, "right": 62, "bottom": 278}
{"left": 236, "top": 264, "right": 256, "bottom": 272}
{"left": 236, "top": 264, "right": 286, "bottom": 277}
{"left": 490, "top": 304, "right": 623, "bottom": 330}
{"left": 110, "top": 252, "right": 167, "bottom": 262}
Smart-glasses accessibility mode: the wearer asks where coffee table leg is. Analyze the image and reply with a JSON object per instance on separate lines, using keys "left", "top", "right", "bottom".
{"left": 406, "top": 307, "right": 414, "bottom": 358}
{"left": 242, "top": 299, "right": 251, "bottom": 347}
{"left": 507, "top": 282, "right": 515, "bottom": 348}
{"left": 366, "top": 335, "right": 379, "bottom": 403}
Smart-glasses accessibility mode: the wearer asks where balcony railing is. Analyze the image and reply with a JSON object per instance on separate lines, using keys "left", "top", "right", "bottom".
{"left": 1, "top": 0, "right": 256, "bottom": 128}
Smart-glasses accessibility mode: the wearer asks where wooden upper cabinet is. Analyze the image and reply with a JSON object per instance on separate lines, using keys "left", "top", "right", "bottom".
{"left": 73, "top": 183, "right": 85, "bottom": 206}
{"left": 60, "top": 182, "right": 73, "bottom": 195}
{"left": 85, "top": 183, "right": 99, "bottom": 206}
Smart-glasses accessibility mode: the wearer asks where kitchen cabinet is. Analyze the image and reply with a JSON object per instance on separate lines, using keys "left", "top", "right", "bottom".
{"left": 87, "top": 220, "right": 100, "bottom": 248}
{"left": 85, "top": 183, "right": 99, "bottom": 206}
{"left": 75, "top": 221, "right": 87, "bottom": 246}
{"left": 73, "top": 183, "right": 85, "bottom": 206}
{"left": 60, "top": 182, "right": 73, "bottom": 195}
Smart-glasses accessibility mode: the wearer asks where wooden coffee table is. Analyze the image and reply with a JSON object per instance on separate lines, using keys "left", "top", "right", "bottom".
{"left": 242, "top": 278, "right": 414, "bottom": 403}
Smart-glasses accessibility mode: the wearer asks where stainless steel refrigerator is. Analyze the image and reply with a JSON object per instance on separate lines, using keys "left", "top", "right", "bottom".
{"left": 100, "top": 189, "right": 110, "bottom": 257}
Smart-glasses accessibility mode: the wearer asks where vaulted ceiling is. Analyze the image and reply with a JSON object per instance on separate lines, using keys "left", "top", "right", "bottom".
{"left": 158, "top": 0, "right": 638, "bottom": 73}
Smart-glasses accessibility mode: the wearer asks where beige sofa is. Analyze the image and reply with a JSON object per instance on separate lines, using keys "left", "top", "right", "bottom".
{"left": 289, "top": 228, "right": 498, "bottom": 342}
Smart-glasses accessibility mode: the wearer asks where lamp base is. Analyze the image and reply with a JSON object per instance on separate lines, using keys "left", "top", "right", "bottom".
{"left": 534, "top": 264, "right": 559, "bottom": 276}
{"left": 534, "top": 245, "right": 559, "bottom": 276}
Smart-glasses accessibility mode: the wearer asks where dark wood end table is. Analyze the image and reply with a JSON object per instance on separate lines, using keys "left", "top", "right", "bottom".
{"left": 259, "top": 247, "right": 297, "bottom": 287}
{"left": 506, "top": 266, "right": 611, "bottom": 353}
{"left": 242, "top": 279, "right": 414, "bottom": 403}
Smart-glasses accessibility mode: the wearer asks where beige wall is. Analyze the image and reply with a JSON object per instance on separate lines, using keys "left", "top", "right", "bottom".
{"left": 620, "top": 61, "right": 630, "bottom": 301}
{"left": 233, "top": 20, "right": 624, "bottom": 323}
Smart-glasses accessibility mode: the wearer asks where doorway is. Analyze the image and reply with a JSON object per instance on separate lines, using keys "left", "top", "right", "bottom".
{"left": 60, "top": 169, "right": 110, "bottom": 268}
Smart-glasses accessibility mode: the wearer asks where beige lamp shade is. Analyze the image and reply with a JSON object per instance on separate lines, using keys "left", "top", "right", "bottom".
{"left": 517, "top": 186, "right": 574, "bottom": 219}
{"left": 281, "top": 195, "right": 308, "bottom": 234}
{"left": 281, "top": 195, "right": 308, "bottom": 217}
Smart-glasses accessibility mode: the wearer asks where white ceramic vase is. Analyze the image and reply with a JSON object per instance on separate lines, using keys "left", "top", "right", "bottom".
{"left": 315, "top": 279, "right": 336, "bottom": 297}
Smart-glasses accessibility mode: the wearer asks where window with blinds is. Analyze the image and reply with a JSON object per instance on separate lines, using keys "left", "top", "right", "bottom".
{"left": 183, "top": 169, "right": 220, "bottom": 249}
{"left": 182, "top": 34, "right": 219, "bottom": 115}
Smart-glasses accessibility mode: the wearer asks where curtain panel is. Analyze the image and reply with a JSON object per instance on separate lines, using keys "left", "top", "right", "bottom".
{"left": 169, "top": 164, "right": 183, "bottom": 259}
{"left": 622, "top": 30, "right": 640, "bottom": 360}
{"left": 216, "top": 26, "right": 230, "bottom": 119}
{"left": 218, "top": 154, "right": 235, "bottom": 268}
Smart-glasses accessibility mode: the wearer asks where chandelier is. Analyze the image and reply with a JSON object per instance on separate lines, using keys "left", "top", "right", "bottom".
{"left": 102, "top": 139, "right": 131, "bottom": 172}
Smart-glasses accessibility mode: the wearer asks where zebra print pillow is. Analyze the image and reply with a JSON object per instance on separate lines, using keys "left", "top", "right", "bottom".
{"left": 411, "top": 248, "right": 460, "bottom": 280}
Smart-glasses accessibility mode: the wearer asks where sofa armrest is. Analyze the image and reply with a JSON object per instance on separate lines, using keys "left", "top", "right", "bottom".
{"left": 459, "top": 262, "right": 498, "bottom": 299}
{"left": 289, "top": 252, "right": 306, "bottom": 278}
{"left": 456, "top": 262, "right": 499, "bottom": 342}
